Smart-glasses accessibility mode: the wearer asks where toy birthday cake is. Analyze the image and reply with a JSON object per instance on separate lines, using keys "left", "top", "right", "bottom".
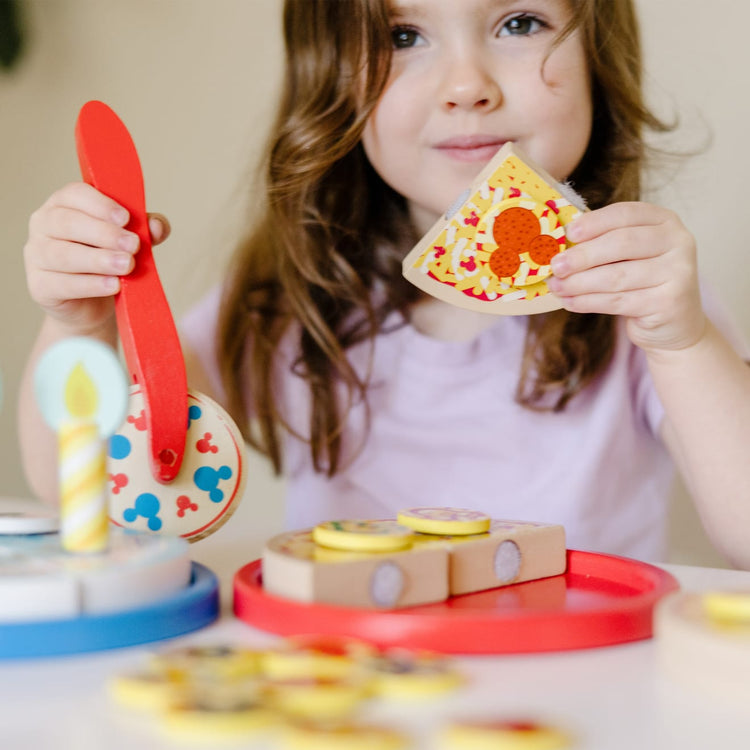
{"left": 0, "top": 513, "right": 190, "bottom": 622}
{"left": 0, "top": 497, "right": 219, "bottom": 659}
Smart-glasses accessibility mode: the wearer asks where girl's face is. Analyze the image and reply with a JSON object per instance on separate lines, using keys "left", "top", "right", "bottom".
{"left": 362, "top": 0, "right": 592, "bottom": 236}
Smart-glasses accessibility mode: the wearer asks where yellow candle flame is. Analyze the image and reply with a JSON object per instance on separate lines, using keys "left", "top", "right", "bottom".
{"left": 64, "top": 362, "right": 98, "bottom": 419}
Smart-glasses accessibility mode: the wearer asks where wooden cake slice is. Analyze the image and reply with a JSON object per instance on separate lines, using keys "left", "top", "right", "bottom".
{"left": 402, "top": 142, "right": 586, "bottom": 315}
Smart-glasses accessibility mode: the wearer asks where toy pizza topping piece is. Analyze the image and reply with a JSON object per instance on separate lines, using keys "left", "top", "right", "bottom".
{"left": 260, "top": 635, "right": 373, "bottom": 680}
{"left": 701, "top": 591, "right": 750, "bottom": 625}
{"left": 263, "top": 675, "right": 369, "bottom": 719}
{"left": 108, "top": 669, "right": 188, "bottom": 713}
{"left": 282, "top": 722, "right": 409, "bottom": 750}
{"left": 150, "top": 645, "right": 261, "bottom": 681}
{"left": 402, "top": 142, "right": 586, "bottom": 315}
{"left": 655, "top": 591, "right": 750, "bottom": 703}
{"left": 365, "top": 649, "right": 463, "bottom": 699}
{"left": 161, "top": 691, "right": 277, "bottom": 741}
{"left": 397, "top": 507, "right": 491, "bottom": 536}
{"left": 312, "top": 520, "right": 414, "bottom": 552}
{"left": 441, "top": 719, "right": 572, "bottom": 749}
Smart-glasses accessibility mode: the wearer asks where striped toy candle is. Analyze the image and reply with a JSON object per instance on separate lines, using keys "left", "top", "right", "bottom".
{"left": 58, "top": 362, "right": 108, "bottom": 552}
{"left": 34, "top": 338, "right": 129, "bottom": 554}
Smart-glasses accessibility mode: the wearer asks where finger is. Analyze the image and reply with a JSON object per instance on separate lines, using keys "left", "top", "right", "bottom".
{"left": 27, "top": 268, "right": 121, "bottom": 307}
{"left": 32, "top": 238, "right": 135, "bottom": 277}
{"left": 565, "top": 201, "right": 668, "bottom": 244}
{"left": 547, "top": 258, "right": 666, "bottom": 299}
{"left": 552, "top": 224, "right": 671, "bottom": 278}
{"left": 555, "top": 285, "right": 666, "bottom": 318}
{"left": 30, "top": 205, "right": 140, "bottom": 255}
{"left": 44, "top": 182, "right": 131, "bottom": 226}
{"left": 148, "top": 213, "right": 171, "bottom": 245}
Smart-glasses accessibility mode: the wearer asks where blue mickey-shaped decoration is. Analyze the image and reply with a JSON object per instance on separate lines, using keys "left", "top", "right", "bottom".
{"left": 109, "top": 434, "right": 131, "bottom": 460}
{"left": 188, "top": 405, "right": 202, "bottom": 428}
{"left": 122, "top": 492, "right": 163, "bottom": 531}
{"left": 194, "top": 465, "right": 233, "bottom": 503}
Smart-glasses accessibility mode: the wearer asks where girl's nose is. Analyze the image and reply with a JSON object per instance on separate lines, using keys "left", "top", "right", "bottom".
{"left": 439, "top": 53, "right": 502, "bottom": 111}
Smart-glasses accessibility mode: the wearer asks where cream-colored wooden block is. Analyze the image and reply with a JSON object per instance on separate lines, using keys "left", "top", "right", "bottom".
{"left": 262, "top": 529, "right": 449, "bottom": 609}
{"left": 412, "top": 520, "right": 566, "bottom": 596}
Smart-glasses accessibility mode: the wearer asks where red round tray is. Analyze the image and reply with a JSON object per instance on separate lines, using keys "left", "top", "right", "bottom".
{"left": 233, "top": 551, "right": 679, "bottom": 654}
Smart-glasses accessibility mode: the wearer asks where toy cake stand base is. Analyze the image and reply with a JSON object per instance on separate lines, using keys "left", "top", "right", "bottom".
{"left": 0, "top": 562, "right": 219, "bottom": 660}
{"left": 233, "top": 551, "right": 679, "bottom": 654}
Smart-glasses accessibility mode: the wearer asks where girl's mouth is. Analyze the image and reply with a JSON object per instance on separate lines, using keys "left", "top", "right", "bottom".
{"left": 434, "top": 136, "right": 507, "bottom": 163}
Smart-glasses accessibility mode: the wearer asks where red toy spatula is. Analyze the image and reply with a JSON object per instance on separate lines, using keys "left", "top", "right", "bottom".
{"left": 73, "top": 101, "right": 246, "bottom": 541}
{"left": 75, "top": 100, "right": 187, "bottom": 483}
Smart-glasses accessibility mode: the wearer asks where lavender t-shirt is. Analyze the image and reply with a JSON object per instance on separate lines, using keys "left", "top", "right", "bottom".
{"left": 182, "top": 285, "right": 748, "bottom": 561}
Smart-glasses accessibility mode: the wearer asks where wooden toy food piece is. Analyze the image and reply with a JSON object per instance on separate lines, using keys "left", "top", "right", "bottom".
{"left": 410, "top": 518, "right": 566, "bottom": 596}
{"left": 260, "top": 635, "right": 374, "bottom": 680}
{"left": 75, "top": 101, "right": 246, "bottom": 541}
{"left": 261, "top": 529, "right": 449, "bottom": 609}
{"left": 655, "top": 590, "right": 750, "bottom": 702}
{"left": 263, "top": 675, "right": 370, "bottom": 719}
{"left": 364, "top": 649, "right": 463, "bottom": 699}
{"left": 282, "top": 722, "right": 409, "bottom": 750}
{"left": 150, "top": 644, "right": 262, "bottom": 681}
{"left": 0, "top": 528, "right": 190, "bottom": 622}
{"left": 0, "top": 498, "right": 58, "bottom": 535}
{"left": 397, "top": 507, "right": 491, "bottom": 536}
{"left": 440, "top": 719, "right": 572, "bottom": 749}
{"left": 402, "top": 142, "right": 586, "bottom": 315}
{"left": 108, "top": 386, "right": 246, "bottom": 541}
{"left": 312, "top": 519, "right": 414, "bottom": 552}
{"left": 110, "top": 645, "right": 261, "bottom": 714}
{"left": 161, "top": 686, "right": 278, "bottom": 743}
{"left": 109, "top": 669, "right": 189, "bottom": 713}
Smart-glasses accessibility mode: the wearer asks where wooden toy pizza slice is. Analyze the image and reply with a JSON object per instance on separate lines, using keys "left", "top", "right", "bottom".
{"left": 76, "top": 101, "right": 246, "bottom": 541}
{"left": 402, "top": 142, "right": 587, "bottom": 315}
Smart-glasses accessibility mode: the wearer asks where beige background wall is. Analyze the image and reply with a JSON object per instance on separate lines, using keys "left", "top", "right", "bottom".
{"left": 0, "top": 0, "right": 746, "bottom": 575}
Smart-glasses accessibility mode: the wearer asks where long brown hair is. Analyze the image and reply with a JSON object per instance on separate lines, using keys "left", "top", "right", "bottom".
{"left": 217, "top": 0, "right": 672, "bottom": 475}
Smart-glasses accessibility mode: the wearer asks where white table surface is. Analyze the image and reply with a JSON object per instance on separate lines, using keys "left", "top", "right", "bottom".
{"left": 1, "top": 562, "right": 749, "bottom": 750}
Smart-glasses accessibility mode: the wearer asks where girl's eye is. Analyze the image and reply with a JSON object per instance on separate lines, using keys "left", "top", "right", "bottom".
{"left": 391, "top": 25, "right": 423, "bottom": 49}
{"left": 499, "top": 14, "right": 545, "bottom": 36}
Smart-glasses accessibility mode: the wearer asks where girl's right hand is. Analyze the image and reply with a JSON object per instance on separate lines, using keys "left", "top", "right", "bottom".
{"left": 24, "top": 182, "right": 170, "bottom": 335}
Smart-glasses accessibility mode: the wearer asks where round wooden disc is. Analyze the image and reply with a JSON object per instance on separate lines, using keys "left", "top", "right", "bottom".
{"left": 108, "top": 387, "right": 246, "bottom": 541}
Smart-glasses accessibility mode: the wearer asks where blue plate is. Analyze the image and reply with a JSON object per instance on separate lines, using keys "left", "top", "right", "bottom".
{"left": 0, "top": 562, "right": 219, "bottom": 659}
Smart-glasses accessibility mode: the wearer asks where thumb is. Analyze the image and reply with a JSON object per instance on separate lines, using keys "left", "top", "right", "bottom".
{"left": 147, "top": 213, "right": 171, "bottom": 245}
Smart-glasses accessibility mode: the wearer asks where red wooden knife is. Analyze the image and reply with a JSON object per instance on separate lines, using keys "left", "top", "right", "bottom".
{"left": 75, "top": 100, "right": 187, "bottom": 483}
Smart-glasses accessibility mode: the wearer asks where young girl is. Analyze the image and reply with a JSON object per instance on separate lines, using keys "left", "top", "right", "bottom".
{"left": 20, "top": 0, "right": 750, "bottom": 566}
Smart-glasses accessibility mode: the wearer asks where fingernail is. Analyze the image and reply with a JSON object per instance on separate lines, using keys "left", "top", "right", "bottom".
{"left": 112, "top": 207, "right": 129, "bottom": 225}
{"left": 566, "top": 221, "right": 582, "bottom": 243}
{"left": 118, "top": 233, "right": 139, "bottom": 253}
{"left": 112, "top": 253, "right": 131, "bottom": 273}
{"left": 103, "top": 276, "right": 120, "bottom": 293}
{"left": 550, "top": 253, "right": 569, "bottom": 276}
{"left": 148, "top": 217, "right": 162, "bottom": 242}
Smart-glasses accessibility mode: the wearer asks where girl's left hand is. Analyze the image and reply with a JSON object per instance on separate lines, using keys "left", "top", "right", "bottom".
{"left": 547, "top": 201, "right": 707, "bottom": 354}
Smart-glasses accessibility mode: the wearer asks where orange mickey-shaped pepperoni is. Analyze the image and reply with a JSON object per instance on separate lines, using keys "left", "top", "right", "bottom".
{"left": 528, "top": 233, "right": 561, "bottom": 266}
{"left": 489, "top": 247, "right": 522, "bottom": 279}
{"left": 488, "top": 203, "right": 562, "bottom": 283}
{"left": 492, "top": 207, "right": 541, "bottom": 254}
